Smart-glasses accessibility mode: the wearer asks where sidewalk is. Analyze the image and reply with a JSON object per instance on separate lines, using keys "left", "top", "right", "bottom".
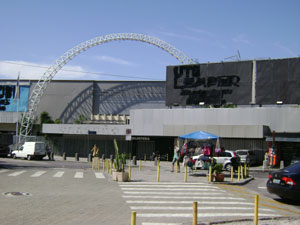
{"left": 52, "top": 155, "right": 299, "bottom": 225}
{"left": 53, "top": 154, "right": 253, "bottom": 184}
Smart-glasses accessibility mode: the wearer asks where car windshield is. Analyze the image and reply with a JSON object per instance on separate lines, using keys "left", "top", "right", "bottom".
{"left": 282, "top": 163, "right": 300, "bottom": 173}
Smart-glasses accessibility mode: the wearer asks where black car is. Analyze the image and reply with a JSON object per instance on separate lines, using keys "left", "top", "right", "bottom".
{"left": 266, "top": 163, "right": 300, "bottom": 201}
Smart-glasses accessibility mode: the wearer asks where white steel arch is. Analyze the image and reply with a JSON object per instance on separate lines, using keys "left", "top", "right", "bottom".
{"left": 19, "top": 33, "right": 196, "bottom": 139}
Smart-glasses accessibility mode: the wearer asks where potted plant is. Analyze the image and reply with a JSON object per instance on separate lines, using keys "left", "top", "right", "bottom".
{"left": 213, "top": 163, "right": 225, "bottom": 182}
{"left": 112, "top": 139, "right": 129, "bottom": 182}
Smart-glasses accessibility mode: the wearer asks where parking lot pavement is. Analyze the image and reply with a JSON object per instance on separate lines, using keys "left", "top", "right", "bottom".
{"left": 2, "top": 156, "right": 299, "bottom": 225}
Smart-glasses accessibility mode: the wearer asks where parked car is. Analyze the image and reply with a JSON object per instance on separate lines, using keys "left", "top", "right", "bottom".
{"left": 235, "top": 149, "right": 256, "bottom": 165}
{"left": 290, "top": 158, "right": 300, "bottom": 165}
{"left": 193, "top": 150, "right": 240, "bottom": 171}
{"left": 266, "top": 163, "right": 300, "bottom": 201}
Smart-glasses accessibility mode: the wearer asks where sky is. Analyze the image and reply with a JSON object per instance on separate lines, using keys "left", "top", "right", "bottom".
{"left": 0, "top": 0, "right": 299, "bottom": 81}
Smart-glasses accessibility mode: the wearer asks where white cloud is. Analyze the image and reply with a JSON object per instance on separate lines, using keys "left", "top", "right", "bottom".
{"left": 157, "top": 31, "right": 202, "bottom": 42}
{"left": 0, "top": 60, "right": 96, "bottom": 80}
{"left": 232, "top": 34, "right": 250, "bottom": 45}
{"left": 95, "top": 55, "right": 137, "bottom": 67}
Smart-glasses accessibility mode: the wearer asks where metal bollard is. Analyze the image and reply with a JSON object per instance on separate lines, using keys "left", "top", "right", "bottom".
{"left": 280, "top": 160, "right": 284, "bottom": 169}
{"left": 244, "top": 164, "right": 247, "bottom": 177}
{"left": 238, "top": 166, "right": 240, "bottom": 181}
{"left": 132, "top": 156, "right": 137, "bottom": 165}
{"left": 193, "top": 202, "right": 198, "bottom": 225}
{"left": 157, "top": 164, "right": 160, "bottom": 182}
{"left": 110, "top": 160, "right": 112, "bottom": 175}
{"left": 97, "top": 157, "right": 100, "bottom": 171}
{"left": 50, "top": 152, "right": 54, "bottom": 161}
{"left": 208, "top": 166, "right": 212, "bottom": 182}
{"left": 103, "top": 159, "right": 105, "bottom": 171}
{"left": 63, "top": 152, "right": 66, "bottom": 160}
{"left": 75, "top": 153, "right": 79, "bottom": 161}
{"left": 254, "top": 195, "right": 259, "bottom": 225}
{"left": 184, "top": 166, "right": 187, "bottom": 183}
{"left": 131, "top": 211, "right": 136, "bottom": 225}
{"left": 129, "top": 165, "right": 131, "bottom": 181}
{"left": 106, "top": 159, "right": 109, "bottom": 173}
{"left": 241, "top": 165, "right": 244, "bottom": 180}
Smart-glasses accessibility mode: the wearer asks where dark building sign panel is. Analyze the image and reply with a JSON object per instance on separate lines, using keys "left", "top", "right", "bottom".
{"left": 166, "top": 58, "right": 300, "bottom": 106}
{"left": 166, "top": 61, "right": 253, "bottom": 106}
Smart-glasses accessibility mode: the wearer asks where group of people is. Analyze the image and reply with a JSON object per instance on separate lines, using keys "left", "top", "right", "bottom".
{"left": 171, "top": 139, "right": 225, "bottom": 172}
{"left": 171, "top": 139, "right": 196, "bottom": 172}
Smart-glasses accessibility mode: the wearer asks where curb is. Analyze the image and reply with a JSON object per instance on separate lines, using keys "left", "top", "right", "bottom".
{"left": 212, "top": 176, "right": 254, "bottom": 185}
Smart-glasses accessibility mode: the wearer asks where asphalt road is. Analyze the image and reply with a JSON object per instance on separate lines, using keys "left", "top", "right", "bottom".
{"left": 1, "top": 157, "right": 300, "bottom": 225}
{"left": 244, "top": 171, "right": 300, "bottom": 209}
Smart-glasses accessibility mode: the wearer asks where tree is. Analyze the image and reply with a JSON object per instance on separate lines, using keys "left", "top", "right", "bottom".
{"left": 40, "top": 112, "right": 54, "bottom": 132}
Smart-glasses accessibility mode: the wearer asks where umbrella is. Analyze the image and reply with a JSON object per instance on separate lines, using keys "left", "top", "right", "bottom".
{"left": 179, "top": 131, "right": 219, "bottom": 140}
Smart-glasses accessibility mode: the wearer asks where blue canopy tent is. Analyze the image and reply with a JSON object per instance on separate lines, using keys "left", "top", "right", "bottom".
{"left": 179, "top": 131, "right": 219, "bottom": 140}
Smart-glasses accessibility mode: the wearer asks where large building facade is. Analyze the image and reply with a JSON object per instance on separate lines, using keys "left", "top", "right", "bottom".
{"left": 1, "top": 57, "right": 300, "bottom": 165}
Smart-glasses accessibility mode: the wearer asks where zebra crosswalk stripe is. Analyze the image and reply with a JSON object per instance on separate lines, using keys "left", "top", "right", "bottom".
{"left": 120, "top": 182, "right": 278, "bottom": 222}
{"left": 74, "top": 172, "right": 84, "bottom": 178}
{"left": 53, "top": 171, "right": 65, "bottom": 178}
{"left": 137, "top": 213, "right": 279, "bottom": 218}
{"left": 95, "top": 173, "right": 105, "bottom": 179}
{"left": 31, "top": 171, "right": 47, "bottom": 177}
{"left": 123, "top": 195, "right": 244, "bottom": 200}
{"left": 142, "top": 223, "right": 183, "bottom": 225}
{"left": 8, "top": 170, "right": 26, "bottom": 176}
{"left": 130, "top": 206, "right": 274, "bottom": 211}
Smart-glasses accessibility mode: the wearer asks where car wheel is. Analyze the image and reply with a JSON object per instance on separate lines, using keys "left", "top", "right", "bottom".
{"left": 27, "top": 155, "right": 32, "bottom": 160}
{"left": 225, "top": 163, "right": 232, "bottom": 171}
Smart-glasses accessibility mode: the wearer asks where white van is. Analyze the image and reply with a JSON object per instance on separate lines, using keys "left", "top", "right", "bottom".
{"left": 12, "top": 142, "right": 46, "bottom": 160}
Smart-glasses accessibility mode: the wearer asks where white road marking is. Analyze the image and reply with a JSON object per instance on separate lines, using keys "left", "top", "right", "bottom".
{"left": 53, "top": 171, "right": 64, "bottom": 178}
{"left": 137, "top": 213, "right": 279, "bottom": 218}
{"left": 74, "top": 172, "right": 84, "bottom": 178}
{"left": 119, "top": 184, "right": 219, "bottom": 188}
{"left": 95, "top": 172, "right": 105, "bottom": 179}
{"left": 8, "top": 170, "right": 26, "bottom": 176}
{"left": 31, "top": 171, "right": 47, "bottom": 177}
{"left": 124, "top": 191, "right": 225, "bottom": 196}
{"left": 126, "top": 200, "right": 254, "bottom": 205}
{"left": 258, "top": 186, "right": 267, "bottom": 189}
{"left": 123, "top": 195, "right": 244, "bottom": 200}
{"left": 142, "top": 223, "right": 182, "bottom": 225}
{"left": 130, "top": 206, "right": 273, "bottom": 211}
{"left": 121, "top": 182, "right": 205, "bottom": 185}
{"left": 121, "top": 188, "right": 224, "bottom": 192}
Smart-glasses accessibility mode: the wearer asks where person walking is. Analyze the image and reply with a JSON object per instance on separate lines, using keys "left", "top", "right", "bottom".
{"left": 91, "top": 144, "right": 99, "bottom": 158}
{"left": 171, "top": 141, "right": 180, "bottom": 172}
{"left": 91, "top": 144, "right": 99, "bottom": 169}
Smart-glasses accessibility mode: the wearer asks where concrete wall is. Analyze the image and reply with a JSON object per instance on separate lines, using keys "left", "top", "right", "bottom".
{"left": 130, "top": 107, "right": 300, "bottom": 137}
{"left": 42, "top": 123, "right": 130, "bottom": 136}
